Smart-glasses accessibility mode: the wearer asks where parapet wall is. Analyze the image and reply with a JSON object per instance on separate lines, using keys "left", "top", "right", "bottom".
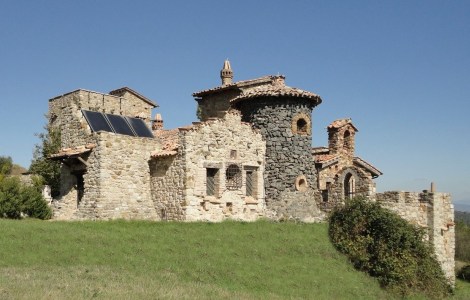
{"left": 376, "top": 191, "right": 455, "bottom": 284}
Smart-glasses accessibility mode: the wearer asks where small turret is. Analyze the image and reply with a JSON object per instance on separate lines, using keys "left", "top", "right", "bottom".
{"left": 220, "top": 59, "right": 233, "bottom": 85}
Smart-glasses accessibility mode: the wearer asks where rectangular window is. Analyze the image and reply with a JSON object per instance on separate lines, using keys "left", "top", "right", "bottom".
{"left": 245, "top": 169, "right": 257, "bottom": 197}
{"left": 206, "top": 168, "right": 218, "bottom": 196}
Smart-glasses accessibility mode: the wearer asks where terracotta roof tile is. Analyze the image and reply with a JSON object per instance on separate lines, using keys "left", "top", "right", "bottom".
{"left": 230, "top": 83, "right": 321, "bottom": 105}
{"left": 154, "top": 129, "right": 180, "bottom": 151}
{"left": 314, "top": 154, "right": 338, "bottom": 163}
{"left": 49, "top": 144, "right": 95, "bottom": 160}
{"left": 151, "top": 150, "right": 178, "bottom": 157}
{"left": 353, "top": 157, "right": 382, "bottom": 177}
{"left": 312, "top": 147, "right": 330, "bottom": 155}
{"left": 192, "top": 75, "right": 277, "bottom": 97}
{"left": 327, "top": 118, "right": 358, "bottom": 131}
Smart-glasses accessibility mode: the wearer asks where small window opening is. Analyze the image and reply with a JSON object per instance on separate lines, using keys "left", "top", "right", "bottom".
{"left": 230, "top": 150, "right": 237, "bottom": 159}
{"left": 297, "top": 118, "right": 308, "bottom": 133}
{"left": 343, "top": 130, "right": 352, "bottom": 152}
{"left": 321, "top": 190, "right": 329, "bottom": 202}
{"left": 206, "top": 168, "right": 218, "bottom": 196}
{"left": 226, "top": 202, "right": 233, "bottom": 212}
{"left": 73, "top": 170, "right": 85, "bottom": 206}
{"left": 246, "top": 170, "right": 255, "bottom": 197}
{"left": 226, "top": 164, "right": 242, "bottom": 190}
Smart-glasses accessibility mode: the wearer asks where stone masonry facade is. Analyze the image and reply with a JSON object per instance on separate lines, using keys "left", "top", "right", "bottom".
{"left": 46, "top": 60, "right": 454, "bottom": 282}
{"left": 376, "top": 191, "right": 455, "bottom": 284}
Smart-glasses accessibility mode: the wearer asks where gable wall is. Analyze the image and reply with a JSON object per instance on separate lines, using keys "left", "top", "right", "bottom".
{"left": 181, "top": 112, "right": 266, "bottom": 221}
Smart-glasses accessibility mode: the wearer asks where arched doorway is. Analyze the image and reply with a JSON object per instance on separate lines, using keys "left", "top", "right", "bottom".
{"left": 344, "top": 173, "right": 355, "bottom": 199}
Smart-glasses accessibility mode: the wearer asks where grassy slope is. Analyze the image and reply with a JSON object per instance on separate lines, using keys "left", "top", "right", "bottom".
{"left": 0, "top": 220, "right": 468, "bottom": 300}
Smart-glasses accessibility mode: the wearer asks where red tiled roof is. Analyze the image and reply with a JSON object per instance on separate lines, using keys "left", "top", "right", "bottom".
{"left": 327, "top": 118, "right": 358, "bottom": 131}
{"left": 192, "top": 75, "right": 277, "bottom": 97}
{"left": 151, "top": 150, "right": 178, "bottom": 157}
{"left": 49, "top": 144, "right": 95, "bottom": 160}
{"left": 353, "top": 157, "right": 382, "bottom": 177}
{"left": 151, "top": 129, "right": 180, "bottom": 158}
{"left": 312, "top": 147, "right": 330, "bottom": 155}
{"left": 314, "top": 154, "right": 338, "bottom": 163}
{"left": 230, "top": 84, "right": 321, "bottom": 105}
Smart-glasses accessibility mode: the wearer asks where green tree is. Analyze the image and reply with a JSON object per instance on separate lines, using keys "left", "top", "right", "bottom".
{"left": 0, "top": 176, "right": 52, "bottom": 219}
{"left": 29, "top": 126, "right": 61, "bottom": 197}
{"left": 0, "top": 156, "right": 13, "bottom": 175}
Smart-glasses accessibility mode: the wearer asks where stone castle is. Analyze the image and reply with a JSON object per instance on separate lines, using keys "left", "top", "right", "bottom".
{"left": 47, "top": 60, "right": 455, "bottom": 282}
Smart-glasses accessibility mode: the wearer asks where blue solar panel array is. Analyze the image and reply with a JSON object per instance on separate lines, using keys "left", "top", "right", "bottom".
{"left": 82, "top": 110, "right": 154, "bottom": 138}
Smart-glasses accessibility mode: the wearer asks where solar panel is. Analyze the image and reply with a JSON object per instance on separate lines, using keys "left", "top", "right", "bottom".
{"left": 106, "top": 114, "right": 135, "bottom": 136}
{"left": 82, "top": 110, "right": 113, "bottom": 133}
{"left": 82, "top": 110, "right": 154, "bottom": 138}
{"left": 126, "top": 117, "right": 154, "bottom": 138}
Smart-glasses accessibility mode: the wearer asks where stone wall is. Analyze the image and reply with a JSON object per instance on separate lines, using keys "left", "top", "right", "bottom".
{"left": 196, "top": 90, "right": 239, "bottom": 121}
{"left": 150, "top": 112, "right": 266, "bottom": 222}
{"left": 53, "top": 131, "right": 160, "bottom": 220}
{"left": 237, "top": 98, "right": 318, "bottom": 208}
{"left": 376, "top": 191, "right": 455, "bottom": 284}
{"left": 317, "top": 165, "right": 375, "bottom": 208}
{"left": 149, "top": 153, "right": 186, "bottom": 221}
{"left": 182, "top": 112, "right": 266, "bottom": 222}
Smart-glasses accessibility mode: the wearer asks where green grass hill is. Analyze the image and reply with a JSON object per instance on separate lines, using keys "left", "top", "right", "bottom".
{"left": 0, "top": 219, "right": 468, "bottom": 299}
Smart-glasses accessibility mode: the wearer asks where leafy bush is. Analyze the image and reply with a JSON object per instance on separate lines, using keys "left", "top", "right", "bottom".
{"left": 0, "top": 176, "right": 52, "bottom": 220}
{"left": 458, "top": 265, "right": 470, "bottom": 282}
{"left": 329, "top": 197, "right": 451, "bottom": 298}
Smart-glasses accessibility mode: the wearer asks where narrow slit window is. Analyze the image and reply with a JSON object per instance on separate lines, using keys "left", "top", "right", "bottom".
{"left": 245, "top": 169, "right": 257, "bottom": 197}
{"left": 206, "top": 168, "right": 218, "bottom": 196}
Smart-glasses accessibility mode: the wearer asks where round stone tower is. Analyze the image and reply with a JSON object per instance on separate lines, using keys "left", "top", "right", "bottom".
{"left": 231, "top": 77, "right": 322, "bottom": 209}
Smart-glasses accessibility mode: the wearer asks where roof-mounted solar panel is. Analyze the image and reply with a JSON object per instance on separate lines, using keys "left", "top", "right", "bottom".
{"left": 126, "top": 117, "right": 154, "bottom": 138}
{"left": 82, "top": 110, "right": 113, "bottom": 133}
{"left": 81, "top": 110, "right": 154, "bottom": 138}
{"left": 106, "top": 114, "right": 135, "bottom": 136}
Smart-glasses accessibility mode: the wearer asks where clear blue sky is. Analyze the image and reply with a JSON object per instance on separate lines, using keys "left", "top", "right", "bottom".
{"left": 0, "top": 1, "right": 469, "bottom": 204}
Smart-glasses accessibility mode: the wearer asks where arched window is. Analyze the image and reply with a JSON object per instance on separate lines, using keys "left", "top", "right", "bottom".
{"left": 296, "top": 118, "right": 308, "bottom": 133}
{"left": 343, "top": 130, "right": 352, "bottom": 152}
{"left": 291, "top": 114, "right": 311, "bottom": 135}
{"left": 344, "top": 173, "right": 355, "bottom": 199}
{"left": 226, "top": 164, "right": 242, "bottom": 190}
{"left": 295, "top": 175, "right": 308, "bottom": 192}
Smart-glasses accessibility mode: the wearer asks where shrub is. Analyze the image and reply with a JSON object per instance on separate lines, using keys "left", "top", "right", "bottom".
{"left": 0, "top": 176, "right": 51, "bottom": 220}
{"left": 458, "top": 265, "right": 470, "bottom": 282}
{"left": 329, "top": 197, "right": 451, "bottom": 298}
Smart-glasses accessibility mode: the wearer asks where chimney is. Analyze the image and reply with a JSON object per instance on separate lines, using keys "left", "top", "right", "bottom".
{"left": 152, "top": 113, "right": 163, "bottom": 130}
{"left": 220, "top": 59, "right": 233, "bottom": 85}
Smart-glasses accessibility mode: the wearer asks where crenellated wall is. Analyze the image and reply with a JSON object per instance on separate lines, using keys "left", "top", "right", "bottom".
{"left": 376, "top": 191, "right": 455, "bottom": 284}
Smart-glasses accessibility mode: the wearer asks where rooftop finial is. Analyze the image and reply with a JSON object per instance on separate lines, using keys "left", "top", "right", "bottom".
{"left": 220, "top": 59, "right": 233, "bottom": 86}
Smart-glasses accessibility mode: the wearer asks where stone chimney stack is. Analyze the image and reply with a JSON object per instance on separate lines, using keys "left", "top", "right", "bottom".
{"left": 430, "top": 182, "right": 436, "bottom": 193}
{"left": 152, "top": 113, "right": 163, "bottom": 130}
{"left": 220, "top": 59, "right": 233, "bottom": 86}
